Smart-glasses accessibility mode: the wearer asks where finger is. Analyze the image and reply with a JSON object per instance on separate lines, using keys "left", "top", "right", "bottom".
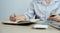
{"left": 56, "top": 17, "right": 60, "bottom": 22}
{"left": 10, "top": 16, "right": 16, "bottom": 22}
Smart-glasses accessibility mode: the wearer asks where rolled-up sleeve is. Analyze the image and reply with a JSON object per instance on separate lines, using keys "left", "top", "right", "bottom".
{"left": 24, "top": 1, "right": 35, "bottom": 20}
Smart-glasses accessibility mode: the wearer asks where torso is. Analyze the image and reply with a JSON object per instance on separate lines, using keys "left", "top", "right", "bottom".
{"left": 33, "top": 0, "right": 60, "bottom": 20}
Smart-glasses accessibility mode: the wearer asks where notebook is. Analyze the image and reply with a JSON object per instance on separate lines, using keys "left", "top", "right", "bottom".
{"left": 2, "top": 19, "right": 40, "bottom": 24}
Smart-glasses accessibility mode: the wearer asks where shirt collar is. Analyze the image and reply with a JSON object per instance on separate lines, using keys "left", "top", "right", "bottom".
{"left": 37, "top": 0, "right": 59, "bottom": 6}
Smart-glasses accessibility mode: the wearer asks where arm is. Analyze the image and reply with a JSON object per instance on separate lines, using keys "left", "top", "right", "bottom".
{"left": 10, "top": 1, "right": 35, "bottom": 21}
{"left": 23, "top": 1, "right": 35, "bottom": 20}
{"left": 48, "top": 8, "right": 60, "bottom": 22}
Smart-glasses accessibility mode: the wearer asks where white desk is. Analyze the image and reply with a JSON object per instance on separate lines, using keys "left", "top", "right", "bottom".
{"left": 0, "top": 21, "right": 60, "bottom": 33}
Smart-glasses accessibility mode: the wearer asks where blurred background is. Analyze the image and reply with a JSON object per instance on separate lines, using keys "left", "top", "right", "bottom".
{"left": 0, "top": 0, "right": 31, "bottom": 20}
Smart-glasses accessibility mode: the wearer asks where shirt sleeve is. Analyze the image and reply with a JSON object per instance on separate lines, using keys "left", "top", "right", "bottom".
{"left": 24, "top": 1, "right": 35, "bottom": 20}
{"left": 56, "top": 0, "right": 60, "bottom": 15}
{"left": 56, "top": 7, "right": 60, "bottom": 15}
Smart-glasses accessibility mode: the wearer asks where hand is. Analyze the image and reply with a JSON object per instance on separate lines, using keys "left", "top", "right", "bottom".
{"left": 10, "top": 14, "right": 26, "bottom": 22}
{"left": 10, "top": 14, "right": 16, "bottom": 22}
{"left": 53, "top": 15, "right": 60, "bottom": 22}
{"left": 15, "top": 15, "right": 26, "bottom": 21}
{"left": 48, "top": 15, "right": 60, "bottom": 22}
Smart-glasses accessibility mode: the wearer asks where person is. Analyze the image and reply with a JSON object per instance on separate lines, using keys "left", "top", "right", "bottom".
{"left": 10, "top": 0, "right": 60, "bottom": 22}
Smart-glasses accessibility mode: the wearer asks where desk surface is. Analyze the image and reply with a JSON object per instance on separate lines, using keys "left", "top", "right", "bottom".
{"left": 0, "top": 21, "right": 60, "bottom": 33}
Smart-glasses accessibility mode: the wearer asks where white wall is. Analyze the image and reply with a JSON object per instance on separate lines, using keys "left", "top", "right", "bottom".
{"left": 0, "top": 0, "right": 31, "bottom": 20}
